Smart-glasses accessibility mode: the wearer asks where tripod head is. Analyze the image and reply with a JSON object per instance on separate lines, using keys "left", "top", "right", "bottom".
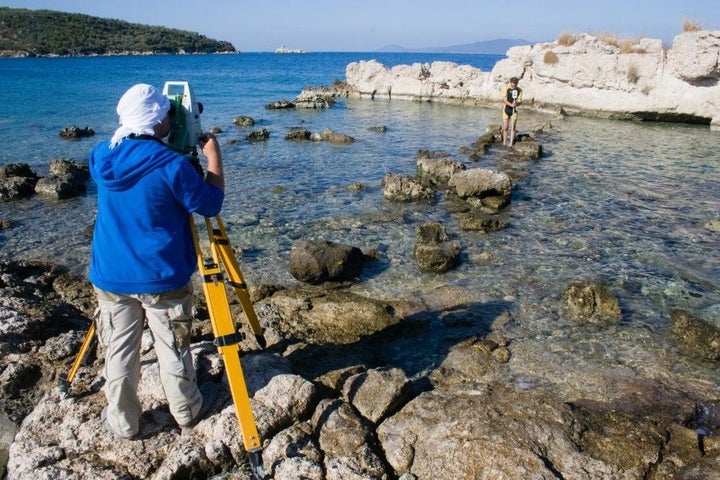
{"left": 162, "top": 81, "right": 204, "bottom": 156}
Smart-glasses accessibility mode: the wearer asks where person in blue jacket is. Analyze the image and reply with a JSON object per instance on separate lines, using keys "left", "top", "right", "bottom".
{"left": 88, "top": 83, "right": 224, "bottom": 440}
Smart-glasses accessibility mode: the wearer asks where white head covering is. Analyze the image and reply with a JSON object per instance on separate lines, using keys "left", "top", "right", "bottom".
{"left": 109, "top": 83, "right": 170, "bottom": 149}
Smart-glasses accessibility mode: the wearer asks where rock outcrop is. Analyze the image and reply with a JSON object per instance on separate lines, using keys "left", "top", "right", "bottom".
{"left": 0, "top": 164, "right": 38, "bottom": 203}
{"left": 3, "top": 261, "right": 720, "bottom": 479}
{"left": 413, "top": 222, "right": 461, "bottom": 273}
{"left": 34, "top": 159, "right": 90, "bottom": 200}
{"left": 345, "top": 31, "right": 720, "bottom": 129}
{"left": 289, "top": 239, "right": 365, "bottom": 285}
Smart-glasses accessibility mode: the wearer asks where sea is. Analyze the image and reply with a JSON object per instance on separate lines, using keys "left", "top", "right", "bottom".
{"left": 1, "top": 52, "right": 720, "bottom": 386}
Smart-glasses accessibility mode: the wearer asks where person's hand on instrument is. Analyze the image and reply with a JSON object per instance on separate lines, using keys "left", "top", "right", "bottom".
{"left": 199, "top": 133, "right": 220, "bottom": 159}
{"left": 198, "top": 133, "right": 224, "bottom": 192}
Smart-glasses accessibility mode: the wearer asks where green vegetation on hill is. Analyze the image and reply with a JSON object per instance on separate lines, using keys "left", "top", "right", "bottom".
{"left": 0, "top": 7, "right": 236, "bottom": 56}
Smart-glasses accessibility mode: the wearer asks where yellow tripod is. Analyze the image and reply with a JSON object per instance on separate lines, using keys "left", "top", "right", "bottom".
{"left": 188, "top": 214, "right": 265, "bottom": 478}
{"left": 60, "top": 214, "right": 266, "bottom": 479}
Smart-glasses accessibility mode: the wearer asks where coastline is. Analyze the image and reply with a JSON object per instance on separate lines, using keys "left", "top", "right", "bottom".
{"left": 0, "top": 49, "right": 240, "bottom": 58}
{"left": 1, "top": 48, "right": 719, "bottom": 479}
{"left": 340, "top": 30, "right": 720, "bottom": 129}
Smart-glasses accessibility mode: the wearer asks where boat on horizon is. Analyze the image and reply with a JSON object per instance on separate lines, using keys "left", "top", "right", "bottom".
{"left": 275, "top": 44, "right": 306, "bottom": 54}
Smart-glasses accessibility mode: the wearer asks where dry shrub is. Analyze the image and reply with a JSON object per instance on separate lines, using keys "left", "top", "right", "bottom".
{"left": 683, "top": 19, "right": 703, "bottom": 32}
{"left": 617, "top": 39, "right": 634, "bottom": 53}
{"left": 557, "top": 31, "right": 577, "bottom": 46}
{"left": 597, "top": 33, "right": 644, "bottom": 53}
{"left": 543, "top": 50, "right": 559, "bottom": 65}
{"left": 619, "top": 39, "right": 644, "bottom": 54}
{"left": 626, "top": 64, "right": 639, "bottom": 83}
{"left": 598, "top": 33, "right": 620, "bottom": 48}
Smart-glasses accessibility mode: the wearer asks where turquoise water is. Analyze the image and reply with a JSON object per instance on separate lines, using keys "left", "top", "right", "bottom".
{"left": 0, "top": 52, "right": 719, "bottom": 338}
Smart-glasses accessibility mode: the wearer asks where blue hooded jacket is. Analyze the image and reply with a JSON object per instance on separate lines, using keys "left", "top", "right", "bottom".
{"left": 88, "top": 137, "right": 224, "bottom": 294}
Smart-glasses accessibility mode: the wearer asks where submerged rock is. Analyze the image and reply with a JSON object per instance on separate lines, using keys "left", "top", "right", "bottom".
{"left": 382, "top": 173, "right": 435, "bottom": 202}
{"left": 563, "top": 281, "right": 622, "bottom": 325}
{"left": 670, "top": 310, "right": 720, "bottom": 362}
{"left": 233, "top": 115, "right": 255, "bottom": 127}
{"left": 34, "top": 158, "right": 90, "bottom": 200}
{"left": 318, "top": 129, "right": 354, "bottom": 144}
{"left": 265, "top": 100, "right": 295, "bottom": 110}
{"left": 246, "top": 128, "right": 270, "bottom": 142}
{"left": 0, "top": 163, "right": 38, "bottom": 202}
{"left": 413, "top": 222, "right": 461, "bottom": 273}
{"left": 58, "top": 125, "right": 95, "bottom": 139}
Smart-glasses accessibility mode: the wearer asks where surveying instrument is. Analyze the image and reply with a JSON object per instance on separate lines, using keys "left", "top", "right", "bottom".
{"left": 59, "top": 81, "right": 266, "bottom": 480}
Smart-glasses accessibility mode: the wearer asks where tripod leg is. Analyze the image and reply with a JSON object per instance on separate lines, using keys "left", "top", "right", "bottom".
{"left": 206, "top": 216, "right": 265, "bottom": 347}
{"left": 59, "top": 321, "right": 96, "bottom": 397}
{"left": 189, "top": 215, "right": 265, "bottom": 478}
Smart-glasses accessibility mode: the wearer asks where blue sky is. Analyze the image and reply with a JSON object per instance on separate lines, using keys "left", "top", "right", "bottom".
{"left": 2, "top": 0, "right": 718, "bottom": 52}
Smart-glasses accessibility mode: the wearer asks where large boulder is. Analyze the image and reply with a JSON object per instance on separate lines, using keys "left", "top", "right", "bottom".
{"left": 254, "top": 287, "right": 399, "bottom": 346}
{"left": 377, "top": 384, "right": 674, "bottom": 479}
{"left": 246, "top": 128, "right": 270, "bottom": 142}
{"left": 289, "top": 239, "right": 364, "bottom": 285}
{"left": 667, "top": 30, "right": 720, "bottom": 82}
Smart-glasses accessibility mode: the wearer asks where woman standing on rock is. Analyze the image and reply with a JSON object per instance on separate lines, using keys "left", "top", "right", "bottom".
{"left": 502, "top": 76, "right": 522, "bottom": 146}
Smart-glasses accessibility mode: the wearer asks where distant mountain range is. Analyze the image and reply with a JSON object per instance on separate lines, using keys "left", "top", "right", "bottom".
{"left": 377, "top": 38, "right": 533, "bottom": 55}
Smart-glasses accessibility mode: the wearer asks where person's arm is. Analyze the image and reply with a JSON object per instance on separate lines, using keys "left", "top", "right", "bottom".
{"left": 199, "top": 133, "right": 224, "bottom": 192}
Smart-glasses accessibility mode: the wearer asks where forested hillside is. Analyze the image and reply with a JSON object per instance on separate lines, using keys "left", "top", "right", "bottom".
{"left": 0, "top": 7, "right": 236, "bottom": 56}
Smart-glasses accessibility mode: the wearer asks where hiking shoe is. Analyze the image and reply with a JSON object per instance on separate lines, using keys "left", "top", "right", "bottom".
{"left": 179, "top": 382, "right": 218, "bottom": 432}
{"left": 101, "top": 407, "right": 137, "bottom": 441}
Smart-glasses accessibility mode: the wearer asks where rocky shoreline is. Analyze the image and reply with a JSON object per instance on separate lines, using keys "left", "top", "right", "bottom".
{"left": 2, "top": 33, "right": 720, "bottom": 478}
{"left": 2, "top": 247, "right": 720, "bottom": 479}
{"left": 0, "top": 50, "right": 239, "bottom": 58}
{"left": 2, "top": 121, "right": 720, "bottom": 479}
{"left": 340, "top": 30, "right": 720, "bottom": 129}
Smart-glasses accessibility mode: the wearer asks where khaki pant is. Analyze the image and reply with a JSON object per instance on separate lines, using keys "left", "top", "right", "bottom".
{"left": 94, "top": 283, "right": 201, "bottom": 437}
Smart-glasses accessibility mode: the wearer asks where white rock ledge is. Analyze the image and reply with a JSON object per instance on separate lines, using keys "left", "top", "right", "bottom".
{"left": 345, "top": 31, "right": 720, "bottom": 129}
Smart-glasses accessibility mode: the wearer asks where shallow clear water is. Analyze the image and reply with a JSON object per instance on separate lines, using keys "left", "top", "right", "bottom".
{"left": 1, "top": 53, "right": 719, "bottom": 342}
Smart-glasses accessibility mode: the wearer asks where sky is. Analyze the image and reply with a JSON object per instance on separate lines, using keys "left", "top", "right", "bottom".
{"left": 2, "top": 0, "right": 719, "bottom": 52}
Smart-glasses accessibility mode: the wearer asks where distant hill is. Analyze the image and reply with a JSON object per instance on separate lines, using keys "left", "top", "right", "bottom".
{"left": 377, "top": 38, "right": 532, "bottom": 55}
{"left": 0, "top": 7, "right": 236, "bottom": 56}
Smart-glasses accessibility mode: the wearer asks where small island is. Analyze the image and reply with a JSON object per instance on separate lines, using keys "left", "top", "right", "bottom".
{"left": 0, "top": 7, "right": 236, "bottom": 57}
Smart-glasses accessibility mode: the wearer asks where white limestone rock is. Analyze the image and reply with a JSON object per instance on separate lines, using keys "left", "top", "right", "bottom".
{"left": 345, "top": 30, "right": 720, "bottom": 128}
